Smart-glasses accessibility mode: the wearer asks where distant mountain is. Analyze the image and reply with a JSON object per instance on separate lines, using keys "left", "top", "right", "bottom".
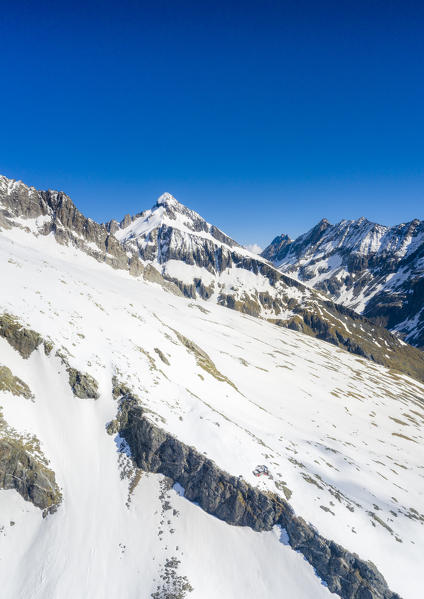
{"left": 1, "top": 174, "right": 424, "bottom": 383}
{"left": 262, "top": 217, "right": 424, "bottom": 348}
{"left": 1, "top": 174, "right": 423, "bottom": 599}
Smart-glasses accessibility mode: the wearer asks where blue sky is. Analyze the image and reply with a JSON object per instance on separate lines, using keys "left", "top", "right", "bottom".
{"left": 0, "top": 1, "right": 423, "bottom": 248}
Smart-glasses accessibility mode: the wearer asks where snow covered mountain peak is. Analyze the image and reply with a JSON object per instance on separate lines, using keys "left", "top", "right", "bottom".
{"left": 156, "top": 191, "right": 180, "bottom": 208}
{"left": 0, "top": 174, "right": 33, "bottom": 198}
{"left": 112, "top": 190, "right": 246, "bottom": 266}
{"left": 262, "top": 215, "right": 424, "bottom": 347}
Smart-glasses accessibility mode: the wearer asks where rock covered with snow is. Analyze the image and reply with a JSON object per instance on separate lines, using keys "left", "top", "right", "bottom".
{"left": 262, "top": 217, "right": 424, "bottom": 348}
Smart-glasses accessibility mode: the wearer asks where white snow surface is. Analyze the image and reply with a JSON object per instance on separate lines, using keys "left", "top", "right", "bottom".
{"left": 0, "top": 226, "right": 423, "bottom": 598}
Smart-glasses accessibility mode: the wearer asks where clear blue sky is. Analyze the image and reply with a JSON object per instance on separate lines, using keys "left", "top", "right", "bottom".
{"left": 1, "top": 0, "right": 423, "bottom": 247}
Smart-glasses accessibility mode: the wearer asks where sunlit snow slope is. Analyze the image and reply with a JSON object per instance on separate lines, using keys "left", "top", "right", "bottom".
{"left": 2, "top": 174, "right": 424, "bottom": 385}
{"left": 0, "top": 225, "right": 423, "bottom": 598}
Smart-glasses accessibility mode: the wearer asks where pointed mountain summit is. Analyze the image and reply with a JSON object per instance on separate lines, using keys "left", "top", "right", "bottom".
{"left": 156, "top": 191, "right": 179, "bottom": 206}
{"left": 261, "top": 233, "right": 293, "bottom": 262}
{"left": 261, "top": 218, "right": 332, "bottom": 264}
{"left": 112, "top": 191, "right": 240, "bottom": 257}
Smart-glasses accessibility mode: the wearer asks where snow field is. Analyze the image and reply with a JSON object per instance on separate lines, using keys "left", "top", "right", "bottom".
{"left": 0, "top": 226, "right": 423, "bottom": 597}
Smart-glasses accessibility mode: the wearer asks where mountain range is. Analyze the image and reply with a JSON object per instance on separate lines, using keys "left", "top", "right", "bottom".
{"left": 262, "top": 217, "right": 424, "bottom": 349}
{"left": 1, "top": 175, "right": 423, "bottom": 383}
{"left": 0, "top": 174, "right": 423, "bottom": 599}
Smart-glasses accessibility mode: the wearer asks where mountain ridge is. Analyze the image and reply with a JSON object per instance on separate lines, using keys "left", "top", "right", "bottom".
{"left": 262, "top": 216, "right": 424, "bottom": 348}
{"left": 1, "top": 174, "right": 424, "bottom": 384}
{"left": 1, "top": 173, "right": 423, "bottom": 598}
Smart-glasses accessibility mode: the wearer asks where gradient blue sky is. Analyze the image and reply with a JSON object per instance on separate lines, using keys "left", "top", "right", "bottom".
{"left": 1, "top": 1, "right": 423, "bottom": 247}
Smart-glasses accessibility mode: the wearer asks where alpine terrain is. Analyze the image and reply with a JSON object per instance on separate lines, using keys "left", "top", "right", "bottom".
{"left": 0, "top": 174, "right": 423, "bottom": 599}
{"left": 262, "top": 218, "right": 424, "bottom": 349}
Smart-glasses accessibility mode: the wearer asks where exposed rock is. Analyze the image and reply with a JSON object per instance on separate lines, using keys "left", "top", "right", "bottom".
{"left": 151, "top": 557, "right": 193, "bottom": 599}
{"left": 193, "top": 278, "right": 215, "bottom": 300}
{"left": 218, "top": 292, "right": 261, "bottom": 317}
{"left": 170, "top": 328, "right": 238, "bottom": 390}
{"left": 163, "top": 276, "right": 197, "bottom": 299}
{"left": 43, "top": 339, "right": 54, "bottom": 356}
{"left": 261, "top": 233, "right": 293, "bottom": 263}
{"left": 143, "top": 264, "right": 183, "bottom": 296}
{"left": 0, "top": 365, "right": 33, "bottom": 399}
{"left": 154, "top": 348, "right": 170, "bottom": 365}
{"left": 112, "top": 376, "right": 135, "bottom": 400}
{"left": 0, "top": 438, "right": 61, "bottom": 513}
{"left": 67, "top": 367, "right": 99, "bottom": 399}
{"left": 114, "top": 396, "right": 401, "bottom": 599}
{"left": 0, "top": 313, "right": 42, "bottom": 359}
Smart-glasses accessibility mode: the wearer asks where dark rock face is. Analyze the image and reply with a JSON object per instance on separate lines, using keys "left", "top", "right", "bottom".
{"left": 262, "top": 217, "right": 424, "bottom": 349}
{"left": 261, "top": 233, "right": 293, "bottom": 263}
{"left": 0, "top": 438, "right": 61, "bottom": 513}
{"left": 0, "top": 313, "right": 42, "bottom": 359}
{"left": 67, "top": 367, "right": 99, "bottom": 399}
{"left": 116, "top": 399, "right": 401, "bottom": 599}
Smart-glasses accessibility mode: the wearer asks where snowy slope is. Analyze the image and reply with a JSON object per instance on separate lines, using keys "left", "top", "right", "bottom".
{"left": 2, "top": 173, "right": 424, "bottom": 385}
{"left": 0, "top": 341, "right": 330, "bottom": 599}
{"left": 0, "top": 222, "right": 423, "bottom": 598}
{"left": 262, "top": 217, "right": 424, "bottom": 347}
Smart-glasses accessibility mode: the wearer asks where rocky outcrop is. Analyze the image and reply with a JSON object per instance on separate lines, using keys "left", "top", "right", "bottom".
{"left": 0, "top": 365, "right": 33, "bottom": 399}
{"left": 170, "top": 328, "right": 238, "bottom": 389}
{"left": 67, "top": 367, "right": 99, "bottom": 399}
{"left": 0, "top": 313, "right": 101, "bottom": 398}
{"left": 0, "top": 438, "right": 61, "bottom": 513}
{"left": 113, "top": 396, "right": 401, "bottom": 599}
{"left": 143, "top": 264, "right": 183, "bottom": 296}
{"left": 0, "top": 313, "right": 42, "bottom": 359}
